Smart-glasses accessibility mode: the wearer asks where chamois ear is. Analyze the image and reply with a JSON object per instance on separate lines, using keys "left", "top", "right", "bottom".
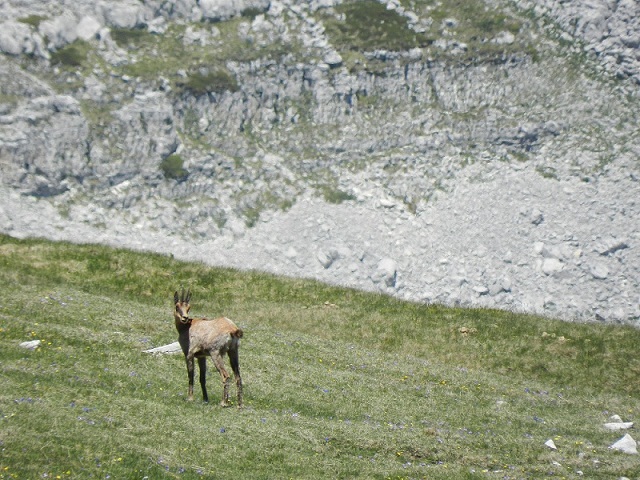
{"left": 185, "top": 289, "right": 192, "bottom": 304}
{"left": 174, "top": 291, "right": 179, "bottom": 304}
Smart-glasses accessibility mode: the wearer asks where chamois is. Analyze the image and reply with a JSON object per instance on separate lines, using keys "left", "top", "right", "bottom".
{"left": 173, "top": 289, "right": 243, "bottom": 407}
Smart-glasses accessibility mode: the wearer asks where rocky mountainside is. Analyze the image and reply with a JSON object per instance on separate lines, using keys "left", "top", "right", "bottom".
{"left": 0, "top": 0, "right": 639, "bottom": 324}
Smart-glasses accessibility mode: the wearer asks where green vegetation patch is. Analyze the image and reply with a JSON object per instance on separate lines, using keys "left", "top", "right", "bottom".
{"left": 177, "top": 69, "right": 239, "bottom": 96}
{"left": 18, "top": 14, "right": 47, "bottom": 28}
{"left": 111, "top": 20, "right": 301, "bottom": 92}
{"left": 1, "top": 234, "right": 639, "bottom": 479}
{"left": 50, "top": 40, "right": 92, "bottom": 67}
{"left": 322, "top": 0, "right": 432, "bottom": 52}
{"left": 111, "top": 27, "right": 154, "bottom": 49}
{"left": 160, "top": 153, "right": 189, "bottom": 181}
{"left": 319, "top": 0, "right": 536, "bottom": 68}
{"left": 318, "top": 185, "right": 356, "bottom": 204}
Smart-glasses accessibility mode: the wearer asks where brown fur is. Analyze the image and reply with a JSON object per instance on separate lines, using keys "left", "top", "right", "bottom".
{"left": 174, "top": 289, "right": 243, "bottom": 407}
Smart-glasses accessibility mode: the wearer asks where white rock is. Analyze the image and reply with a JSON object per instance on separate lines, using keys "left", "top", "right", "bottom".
{"left": 19, "top": 340, "right": 41, "bottom": 350}
{"left": 473, "top": 285, "right": 489, "bottom": 295}
{"left": 147, "top": 16, "right": 168, "bottom": 34}
{"left": 604, "top": 415, "right": 634, "bottom": 430}
{"left": 199, "top": 0, "right": 240, "bottom": 21}
{"left": 76, "top": 16, "right": 101, "bottom": 41}
{"left": 374, "top": 258, "right": 397, "bottom": 288}
{"left": 530, "top": 209, "right": 544, "bottom": 225}
{"left": 227, "top": 218, "right": 245, "bottom": 238}
{"left": 323, "top": 51, "right": 342, "bottom": 67}
{"left": 143, "top": 341, "right": 182, "bottom": 354}
{"left": 0, "top": 21, "right": 35, "bottom": 55}
{"left": 317, "top": 249, "right": 338, "bottom": 269}
{"left": 590, "top": 263, "right": 609, "bottom": 280}
{"left": 544, "top": 439, "right": 557, "bottom": 450}
{"left": 104, "top": 2, "right": 146, "bottom": 29}
{"left": 609, "top": 434, "right": 638, "bottom": 454}
{"left": 379, "top": 198, "right": 396, "bottom": 208}
{"left": 542, "top": 258, "right": 564, "bottom": 275}
{"left": 604, "top": 422, "right": 634, "bottom": 431}
{"left": 39, "top": 12, "right": 78, "bottom": 49}
{"left": 492, "top": 31, "right": 516, "bottom": 45}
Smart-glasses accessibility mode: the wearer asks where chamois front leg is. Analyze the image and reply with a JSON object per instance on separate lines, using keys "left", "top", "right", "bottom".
{"left": 210, "top": 351, "right": 231, "bottom": 407}
{"left": 185, "top": 354, "right": 195, "bottom": 401}
{"left": 198, "top": 356, "right": 209, "bottom": 403}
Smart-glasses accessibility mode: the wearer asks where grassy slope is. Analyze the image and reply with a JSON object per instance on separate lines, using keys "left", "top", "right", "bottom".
{"left": 0, "top": 234, "right": 639, "bottom": 479}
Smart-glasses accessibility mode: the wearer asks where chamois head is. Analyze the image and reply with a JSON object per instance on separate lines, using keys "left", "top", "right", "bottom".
{"left": 174, "top": 288, "right": 192, "bottom": 324}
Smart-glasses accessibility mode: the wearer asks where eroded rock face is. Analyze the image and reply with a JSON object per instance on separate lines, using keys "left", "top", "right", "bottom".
{"left": 0, "top": 66, "right": 89, "bottom": 196}
{"left": 520, "top": 0, "right": 640, "bottom": 83}
{"left": 0, "top": 0, "right": 639, "bottom": 324}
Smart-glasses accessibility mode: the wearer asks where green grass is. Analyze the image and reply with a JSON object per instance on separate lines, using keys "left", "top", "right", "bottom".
{"left": 318, "top": 0, "right": 537, "bottom": 69}
{"left": 18, "top": 15, "right": 48, "bottom": 28}
{"left": 160, "top": 154, "right": 189, "bottom": 181}
{"left": 49, "top": 40, "right": 92, "bottom": 68}
{"left": 176, "top": 69, "right": 239, "bottom": 96}
{"left": 113, "top": 21, "right": 299, "bottom": 88}
{"left": 322, "top": 0, "right": 433, "bottom": 53}
{"left": 1, "top": 234, "right": 639, "bottom": 479}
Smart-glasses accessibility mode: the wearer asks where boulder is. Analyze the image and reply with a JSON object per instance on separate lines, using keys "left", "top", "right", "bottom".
{"left": 373, "top": 258, "right": 397, "bottom": 288}
{"left": 76, "top": 16, "right": 102, "bottom": 41}
{"left": 39, "top": 12, "right": 78, "bottom": 49}
{"left": 103, "top": 1, "right": 149, "bottom": 29}
{"left": 199, "top": 0, "right": 269, "bottom": 21}
{"left": 609, "top": 434, "right": 638, "bottom": 454}
{"left": 541, "top": 258, "right": 564, "bottom": 276}
{"left": 0, "top": 22, "right": 35, "bottom": 55}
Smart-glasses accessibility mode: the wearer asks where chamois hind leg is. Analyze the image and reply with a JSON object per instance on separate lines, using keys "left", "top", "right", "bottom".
{"left": 210, "top": 351, "right": 231, "bottom": 407}
{"left": 185, "top": 354, "right": 195, "bottom": 401}
{"left": 197, "top": 356, "right": 209, "bottom": 403}
{"left": 228, "top": 347, "right": 243, "bottom": 408}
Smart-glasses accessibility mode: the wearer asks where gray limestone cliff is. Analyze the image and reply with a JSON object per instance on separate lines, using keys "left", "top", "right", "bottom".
{"left": 0, "top": 0, "right": 638, "bottom": 324}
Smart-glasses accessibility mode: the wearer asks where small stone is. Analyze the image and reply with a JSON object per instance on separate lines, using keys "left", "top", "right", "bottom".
{"left": 492, "top": 31, "right": 516, "bottom": 45}
{"left": 542, "top": 258, "right": 564, "bottom": 275}
{"left": 590, "top": 264, "right": 609, "bottom": 280}
{"left": 19, "top": 340, "right": 41, "bottom": 350}
{"left": 473, "top": 285, "right": 489, "bottom": 295}
{"left": 545, "top": 439, "right": 557, "bottom": 450}
{"left": 323, "top": 51, "right": 342, "bottom": 67}
{"left": 373, "top": 258, "right": 397, "bottom": 288}
{"left": 317, "top": 250, "right": 338, "bottom": 269}
{"left": 143, "top": 341, "right": 182, "bottom": 354}
{"left": 379, "top": 198, "right": 396, "bottom": 208}
{"left": 531, "top": 209, "right": 544, "bottom": 225}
